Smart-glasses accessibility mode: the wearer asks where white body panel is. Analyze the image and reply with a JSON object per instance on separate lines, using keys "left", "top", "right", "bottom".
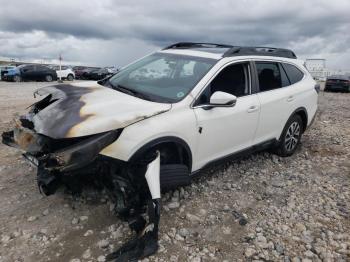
{"left": 193, "top": 94, "right": 260, "bottom": 170}
{"left": 100, "top": 101, "right": 198, "bottom": 166}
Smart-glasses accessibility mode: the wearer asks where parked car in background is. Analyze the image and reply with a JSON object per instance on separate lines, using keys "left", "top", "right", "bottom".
{"left": 325, "top": 75, "right": 350, "bottom": 92}
{"left": 79, "top": 67, "right": 101, "bottom": 80}
{"left": 49, "top": 65, "right": 75, "bottom": 81}
{"left": 2, "top": 66, "right": 21, "bottom": 82}
{"left": 0, "top": 65, "right": 16, "bottom": 80}
{"left": 3, "top": 64, "right": 57, "bottom": 82}
{"left": 85, "top": 68, "right": 114, "bottom": 80}
{"left": 72, "top": 66, "right": 88, "bottom": 79}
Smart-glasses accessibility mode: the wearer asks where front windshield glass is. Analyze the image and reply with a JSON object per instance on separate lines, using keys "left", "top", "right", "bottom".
{"left": 107, "top": 53, "right": 216, "bottom": 103}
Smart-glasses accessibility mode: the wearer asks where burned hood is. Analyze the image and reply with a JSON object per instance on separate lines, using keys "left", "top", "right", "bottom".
{"left": 30, "top": 82, "right": 171, "bottom": 138}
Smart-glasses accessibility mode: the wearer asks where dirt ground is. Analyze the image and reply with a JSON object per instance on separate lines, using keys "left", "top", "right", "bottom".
{"left": 0, "top": 81, "right": 349, "bottom": 262}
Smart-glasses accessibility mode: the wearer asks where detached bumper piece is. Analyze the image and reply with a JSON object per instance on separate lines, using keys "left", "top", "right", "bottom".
{"left": 107, "top": 199, "right": 160, "bottom": 262}
{"left": 3, "top": 118, "right": 191, "bottom": 261}
{"left": 107, "top": 152, "right": 162, "bottom": 262}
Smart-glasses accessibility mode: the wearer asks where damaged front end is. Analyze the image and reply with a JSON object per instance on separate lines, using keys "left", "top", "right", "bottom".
{"left": 2, "top": 84, "right": 188, "bottom": 261}
{"left": 2, "top": 120, "right": 122, "bottom": 195}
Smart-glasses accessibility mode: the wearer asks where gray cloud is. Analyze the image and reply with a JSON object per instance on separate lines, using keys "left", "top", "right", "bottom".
{"left": 0, "top": 0, "right": 349, "bottom": 69}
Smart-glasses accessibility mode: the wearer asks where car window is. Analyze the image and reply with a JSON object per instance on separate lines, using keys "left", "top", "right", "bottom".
{"left": 282, "top": 63, "right": 304, "bottom": 84}
{"left": 279, "top": 63, "right": 290, "bottom": 87}
{"left": 195, "top": 63, "right": 250, "bottom": 105}
{"left": 36, "top": 65, "right": 48, "bottom": 71}
{"left": 256, "top": 62, "right": 282, "bottom": 92}
{"left": 23, "top": 65, "right": 35, "bottom": 71}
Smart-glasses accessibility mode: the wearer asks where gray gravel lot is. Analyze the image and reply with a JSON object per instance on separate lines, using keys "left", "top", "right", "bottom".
{"left": 0, "top": 81, "right": 349, "bottom": 262}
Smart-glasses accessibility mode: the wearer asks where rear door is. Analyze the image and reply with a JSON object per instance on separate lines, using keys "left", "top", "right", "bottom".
{"left": 253, "top": 61, "right": 293, "bottom": 144}
{"left": 21, "top": 65, "right": 35, "bottom": 80}
{"left": 36, "top": 65, "right": 49, "bottom": 80}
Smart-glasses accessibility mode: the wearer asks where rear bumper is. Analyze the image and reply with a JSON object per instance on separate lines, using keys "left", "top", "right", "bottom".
{"left": 325, "top": 85, "right": 350, "bottom": 92}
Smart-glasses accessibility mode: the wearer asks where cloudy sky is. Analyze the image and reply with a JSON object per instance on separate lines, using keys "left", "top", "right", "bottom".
{"left": 0, "top": 0, "right": 349, "bottom": 69}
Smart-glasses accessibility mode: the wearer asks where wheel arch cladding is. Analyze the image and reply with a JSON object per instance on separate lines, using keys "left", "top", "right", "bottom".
{"left": 129, "top": 136, "right": 192, "bottom": 171}
{"left": 279, "top": 107, "right": 308, "bottom": 141}
{"left": 294, "top": 107, "right": 308, "bottom": 132}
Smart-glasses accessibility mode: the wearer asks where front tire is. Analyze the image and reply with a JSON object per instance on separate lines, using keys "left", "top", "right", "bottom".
{"left": 275, "top": 115, "right": 303, "bottom": 157}
{"left": 13, "top": 75, "right": 21, "bottom": 82}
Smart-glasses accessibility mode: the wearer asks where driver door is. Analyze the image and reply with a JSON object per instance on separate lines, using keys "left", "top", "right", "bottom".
{"left": 193, "top": 62, "right": 260, "bottom": 170}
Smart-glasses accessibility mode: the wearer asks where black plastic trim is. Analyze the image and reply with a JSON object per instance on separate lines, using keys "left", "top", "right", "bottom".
{"left": 129, "top": 136, "right": 192, "bottom": 171}
{"left": 249, "top": 61, "right": 259, "bottom": 94}
{"left": 163, "top": 42, "right": 233, "bottom": 50}
{"left": 223, "top": 46, "right": 297, "bottom": 59}
{"left": 191, "top": 139, "right": 277, "bottom": 177}
{"left": 284, "top": 107, "right": 308, "bottom": 135}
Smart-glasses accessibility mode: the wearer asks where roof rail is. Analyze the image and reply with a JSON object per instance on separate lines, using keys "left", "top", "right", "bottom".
{"left": 223, "top": 46, "right": 297, "bottom": 59}
{"left": 162, "top": 42, "right": 297, "bottom": 59}
{"left": 163, "top": 42, "right": 233, "bottom": 50}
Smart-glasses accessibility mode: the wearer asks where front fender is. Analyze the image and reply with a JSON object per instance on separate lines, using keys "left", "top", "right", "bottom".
{"left": 100, "top": 107, "right": 198, "bottom": 171}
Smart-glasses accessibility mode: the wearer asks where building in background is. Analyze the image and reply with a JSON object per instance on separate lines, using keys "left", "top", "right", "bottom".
{"left": 305, "top": 59, "right": 327, "bottom": 80}
{"left": 305, "top": 58, "right": 350, "bottom": 80}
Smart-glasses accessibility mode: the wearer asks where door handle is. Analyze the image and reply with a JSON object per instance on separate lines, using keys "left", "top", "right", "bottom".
{"left": 247, "top": 105, "right": 259, "bottom": 113}
{"left": 287, "top": 96, "right": 294, "bottom": 102}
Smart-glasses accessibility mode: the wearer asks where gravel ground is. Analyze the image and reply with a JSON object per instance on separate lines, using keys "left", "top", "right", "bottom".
{"left": 0, "top": 81, "right": 349, "bottom": 262}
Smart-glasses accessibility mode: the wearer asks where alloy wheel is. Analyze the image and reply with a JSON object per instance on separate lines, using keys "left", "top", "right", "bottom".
{"left": 285, "top": 121, "right": 300, "bottom": 152}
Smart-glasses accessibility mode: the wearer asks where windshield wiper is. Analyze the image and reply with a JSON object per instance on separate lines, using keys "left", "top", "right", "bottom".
{"left": 112, "top": 84, "right": 152, "bottom": 101}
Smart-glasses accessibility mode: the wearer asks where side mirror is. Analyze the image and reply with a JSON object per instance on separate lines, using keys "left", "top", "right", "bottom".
{"left": 209, "top": 91, "right": 237, "bottom": 106}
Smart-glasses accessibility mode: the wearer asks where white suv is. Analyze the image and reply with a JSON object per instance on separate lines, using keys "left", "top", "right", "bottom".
{"left": 49, "top": 65, "right": 75, "bottom": 81}
{"left": 2, "top": 42, "right": 318, "bottom": 260}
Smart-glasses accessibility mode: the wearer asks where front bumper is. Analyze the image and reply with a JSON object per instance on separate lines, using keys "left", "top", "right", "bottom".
{"left": 2, "top": 75, "right": 15, "bottom": 81}
{"left": 2, "top": 126, "right": 122, "bottom": 195}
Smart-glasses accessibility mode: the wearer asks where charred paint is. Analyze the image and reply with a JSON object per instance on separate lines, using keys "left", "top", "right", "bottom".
{"left": 32, "top": 84, "right": 96, "bottom": 139}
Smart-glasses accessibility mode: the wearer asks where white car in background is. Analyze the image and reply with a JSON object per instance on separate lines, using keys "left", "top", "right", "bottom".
{"left": 49, "top": 65, "right": 75, "bottom": 81}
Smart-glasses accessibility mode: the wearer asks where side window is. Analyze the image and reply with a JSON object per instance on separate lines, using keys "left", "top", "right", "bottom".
{"left": 37, "top": 65, "right": 47, "bottom": 71}
{"left": 196, "top": 63, "right": 250, "bottom": 105}
{"left": 256, "top": 62, "right": 282, "bottom": 92}
{"left": 24, "top": 65, "right": 35, "bottom": 72}
{"left": 282, "top": 63, "right": 304, "bottom": 84}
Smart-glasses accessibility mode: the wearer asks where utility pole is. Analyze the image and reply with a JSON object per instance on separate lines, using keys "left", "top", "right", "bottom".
{"left": 58, "top": 53, "right": 63, "bottom": 83}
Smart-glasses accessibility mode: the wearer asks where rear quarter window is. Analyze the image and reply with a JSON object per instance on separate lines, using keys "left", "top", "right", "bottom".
{"left": 282, "top": 63, "right": 304, "bottom": 85}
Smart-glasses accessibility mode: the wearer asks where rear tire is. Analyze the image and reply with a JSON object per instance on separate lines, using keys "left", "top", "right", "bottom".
{"left": 275, "top": 115, "right": 303, "bottom": 157}
{"left": 13, "top": 75, "right": 21, "bottom": 82}
{"left": 45, "top": 75, "right": 53, "bottom": 82}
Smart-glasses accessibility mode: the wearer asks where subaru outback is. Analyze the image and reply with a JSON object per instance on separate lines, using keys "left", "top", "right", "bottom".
{"left": 2, "top": 42, "right": 318, "bottom": 261}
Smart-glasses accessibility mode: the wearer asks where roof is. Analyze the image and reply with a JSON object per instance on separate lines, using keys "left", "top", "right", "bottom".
{"left": 159, "top": 42, "right": 297, "bottom": 60}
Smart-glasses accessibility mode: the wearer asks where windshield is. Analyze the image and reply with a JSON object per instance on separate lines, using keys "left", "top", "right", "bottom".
{"left": 106, "top": 53, "right": 216, "bottom": 103}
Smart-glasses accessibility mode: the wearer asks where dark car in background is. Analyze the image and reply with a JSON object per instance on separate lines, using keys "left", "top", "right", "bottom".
{"left": 325, "top": 75, "right": 350, "bottom": 93}
{"left": 74, "top": 66, "right": 100, "bottom": 79}
{"left": 85, "top": 68, "right": 114, "bottom": 80}
{"left": 3, "top": 64, "right": 57, "bottom": 82}
{"left": 72, "top": 66, "right": 88, "bottom": 79}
